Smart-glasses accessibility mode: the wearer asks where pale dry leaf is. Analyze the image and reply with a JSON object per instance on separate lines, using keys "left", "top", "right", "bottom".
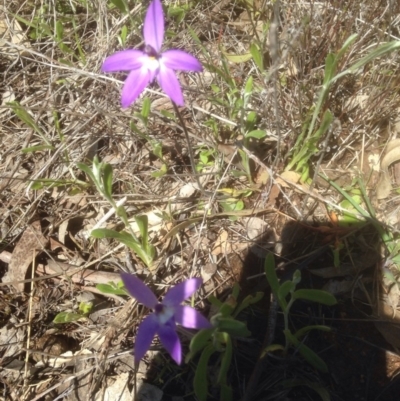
{"left": 376, "top": 139, "right": 400, "bottom": 199}
{"left": 242, "top": 217, "right": 268, "bottom": 242}
{"left": 201, "top": 263, "right": 217, "bottom": 283}
{"left": 0, "top": 316, "right": 25, "bottom": 359}
{"left": 276, "top": 171, "right": 301, "bottom": 187}
{"left": 179, "top": 182, "right": 197, "bottom": 198}
{"left": 95, "top": 372, "right": 133, "bottom": 401}
{"left": 374, "top": 271, "right": 400, "bottom": 349}
{"left": 212, "top": 230, "right": 229, "bottom": 255}
{"left": 2, "top": 220, "right": 48, "bottom": 291}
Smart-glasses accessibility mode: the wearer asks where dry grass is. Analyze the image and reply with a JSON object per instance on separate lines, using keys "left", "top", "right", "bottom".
{"left": 2, "top": 0, "right": 400, "bottom": 400}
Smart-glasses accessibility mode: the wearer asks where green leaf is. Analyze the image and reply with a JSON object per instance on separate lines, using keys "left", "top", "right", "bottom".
{"left": 102, "top": 163, "right": 113, "bottom": 199}
{"left": 284, "top": 330, "right": 328, "bottom": 372}
{"left": 216, "top": 317, "right": 251, "bottom": 337}
{"left": 244, "top": 76, "right": 253, "bottom": 96}
{"left": 78, "top": 301, "right": 93, "bottom": 315}
{"left": 278, "top": 281, "right": 295, "bottom": 302}
{"left": 120, "top": 25, "right": 128, "bottom": 45}
{"left": 294, "top": 325, "right": 332, "bottom": 340}
{"left": 220, "top": 384, "right": 233, "bottom": 401}
{"left": 222, "top": 50, "right": 253, "bottom": 63}
{"left": 110, "top": 0, "right": 128, "bottom": 13}
{"left": 141, "top": 98, "right": 151, "bottom": 122}
{"left": 250, "top": 42, "right": 263, "bottom": 71}
{"left": 194, "top": 344, "right": 215, "bottom": 401}
{"left": 151, "top": 163, "right": 167, "bottom": 178}
{"left": 96, "top": 282, "right": 128, "bottom": 296}
{"left": 53, "top": 311, "right": 84, "bottom": 324}
{"left": 234, "top": 292, "right": 264, "bottom": 316}
{"left": 264, "top": 253, "right": 279, "bottom": 297}
{"left": 8, "top": 101, "right": 51, "bottom": 146}
{"left": 217, "top": 334, "right": 232, "bottom": 385}
{"left": 245, "top": 129, "right": 267, "bottom": 139}
{"left": 91, "top": 228, "right": 155, "bottom": 267}
{"left": 135, "top": 215, "right": 149, "bottom": 250}
{"left": 189, "top": 328, "right": 214, "bottom": 356}
{"left": 292, "top": 289, "right": 337, "bottom": 306}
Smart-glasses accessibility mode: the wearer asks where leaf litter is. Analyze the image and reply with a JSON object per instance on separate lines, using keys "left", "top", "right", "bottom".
{"left": 2, "top": 1, "right": 400, "bottom": 400}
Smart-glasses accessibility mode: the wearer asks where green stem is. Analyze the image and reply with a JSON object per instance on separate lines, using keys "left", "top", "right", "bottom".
{"left": 172, "top": 102, "right": 207, "bottom": 196}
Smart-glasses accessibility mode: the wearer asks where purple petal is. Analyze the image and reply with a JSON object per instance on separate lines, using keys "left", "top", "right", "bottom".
{"left": 134, "top": 314, "right": 159, "bottom": 364}
{"left": 174, "top": 305, "right": 212, "bottom": 329}
{"left": 163, "top": 278, "right": 203, "bottom": 305}
{"left": 143, "top": 0, "right": 164, "bottom": 53}
{"left": 120, "top": 68, "right": 152, "bottom": 108}
{"left": 157, "top": 66, "right": 184, "bottom": 106}
{"left": 161, "top": 50, "right": 202, "bottom": 72}
{"left": 102, "top": 50, "right": 145, "bottom": 72}
{"left": 121, "top": 273, "right": 157, "bottom": 307}
{"left": 158, "top": 323, "right": 182, "bottom": 364}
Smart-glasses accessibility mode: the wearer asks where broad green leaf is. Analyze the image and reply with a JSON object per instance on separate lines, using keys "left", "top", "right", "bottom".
{"left": 245, "top": 129, "right": 267, "bottom": 139}
{"left": 96, "top": 282, "right": 128, "bottom": 296}
{"left": 216, "top": 318, "right": 251, "bottom": 337}
{"left": 189, "top": 328, "right": 214, "bottom": 356}
{"left": 292, "top": 289, "right": 337, "bottom": 306}
{"left": 53, "top": 311, "right": 84, "bottom": 324}
{"left": 223, "top": 51, "right": 253, "bottom": 63}
{"left": 194, "top": 344, "right": 215, "bottom": 401}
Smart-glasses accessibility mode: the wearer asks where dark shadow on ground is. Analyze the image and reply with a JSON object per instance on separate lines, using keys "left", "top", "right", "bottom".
{"left": 237, "top": 219, "right": 400, "bottom": 401}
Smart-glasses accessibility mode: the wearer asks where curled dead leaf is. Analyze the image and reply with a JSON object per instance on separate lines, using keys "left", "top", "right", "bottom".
{"left": 376, "top": 139, "right": 400, "bottom": 199}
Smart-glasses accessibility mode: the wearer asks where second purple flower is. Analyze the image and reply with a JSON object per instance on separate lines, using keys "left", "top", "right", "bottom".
{"left": 121, "top": 273, "right": 211, "bottom": 365}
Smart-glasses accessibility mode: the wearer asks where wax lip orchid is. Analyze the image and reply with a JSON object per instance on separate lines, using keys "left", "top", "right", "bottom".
{"left": 121, "top": 273, "right": 211, "bottom": 365}
{"left": 102, "top": 0, "right": 202, "bottom": 108}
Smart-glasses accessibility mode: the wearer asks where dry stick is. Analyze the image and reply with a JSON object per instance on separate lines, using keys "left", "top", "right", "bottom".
{"left": 172, "top": 102, "right": 207, "bottom": 197}
{"left": 270, "top": 0, "right": 282, "bottom": 167}
{"left": 23, "top": 250, "right": 36, "bottom": 399}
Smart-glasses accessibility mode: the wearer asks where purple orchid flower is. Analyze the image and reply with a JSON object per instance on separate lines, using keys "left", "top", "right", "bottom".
{"left": 102, "top": 0, "right": 202, "bottom": 108}
{"left": 121, "top": 273, "right": 211, "bottom": 365}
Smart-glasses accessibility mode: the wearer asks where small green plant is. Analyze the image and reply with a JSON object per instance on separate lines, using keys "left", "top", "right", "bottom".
{"left": 96, "top": 280, "right": 128, "bottom": 296}
{"left": 264, "top": 253, "right": 337, "bottom": 373}
{"left": 187, "top": 283, "right": 263, "bottom": 401}
{"left": 53, "top": 301, "right": 93, "bottom": 324}
{"left": 77, "top": 157, "right": 156, "bottom": 267}
{"left": 286, "top": 37, "right": 400, "bottom": 181}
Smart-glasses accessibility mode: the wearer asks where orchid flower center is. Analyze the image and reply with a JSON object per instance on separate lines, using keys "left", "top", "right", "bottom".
{"left": 154, "top": 303, "right": 175, "bottom": 324}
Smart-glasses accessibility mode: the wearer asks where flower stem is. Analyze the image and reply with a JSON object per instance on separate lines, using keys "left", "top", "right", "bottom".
{"left": 172, "top": 102, "right": 207, "bottom": 196}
